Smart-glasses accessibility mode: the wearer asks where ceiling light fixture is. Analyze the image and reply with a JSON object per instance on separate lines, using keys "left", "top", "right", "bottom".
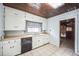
{"left": 49, "top": 3, "right": 64, "bottom": 8}
{"left": 29, "top": 3, "right": 41, "bottom": 9}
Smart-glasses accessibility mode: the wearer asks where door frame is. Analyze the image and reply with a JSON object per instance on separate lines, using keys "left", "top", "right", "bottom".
{"left": 59, "top": 18, "right": 76, "bottom": 53}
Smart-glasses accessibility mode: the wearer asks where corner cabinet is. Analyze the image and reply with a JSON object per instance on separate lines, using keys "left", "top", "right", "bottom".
{"left": 5, "top": 6, "right": 26, "bottom": 30}
{"left": 3, "top": 39, "right": 21, "bottom": 56}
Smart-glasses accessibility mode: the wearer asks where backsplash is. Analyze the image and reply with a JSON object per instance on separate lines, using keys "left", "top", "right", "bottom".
{"left": 0, "top": 36, "right": 4, "bottom": 40}
{"left": 5, "top": 31, "right": 25, "bottom": 36}
{"left": 5, "top": 30, "right": 47, "bottom": 37}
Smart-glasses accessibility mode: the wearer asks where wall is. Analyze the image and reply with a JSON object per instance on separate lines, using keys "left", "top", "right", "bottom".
{"left": 47, "top": 9, "right": 78, "bottom": 54}
{"left": 0, "top": 3, "right": 4, "bottom": 37}
{"left": 77, "top": 12, "right": 79, "bottom": 54}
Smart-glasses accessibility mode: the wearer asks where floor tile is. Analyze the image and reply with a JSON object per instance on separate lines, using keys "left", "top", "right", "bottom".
{"left": 19, "top": 44, "right": 77, "bottom": 56}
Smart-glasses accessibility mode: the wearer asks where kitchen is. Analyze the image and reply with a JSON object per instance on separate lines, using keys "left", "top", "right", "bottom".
{"left": 0, "top": 3, "right": 79, "bottom": 56}
{"left": 0, "top": 3, "right": 49, "bottom": 56}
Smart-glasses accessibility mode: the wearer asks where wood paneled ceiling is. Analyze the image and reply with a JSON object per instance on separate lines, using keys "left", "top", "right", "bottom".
{"left": 48, "top": 3, "right": 79, "bottom": 18}
{"left": 3, "top": 3, "right": 79, "bottom": 18}
{"left": 3, "top": 3, "right": 54, "bottom": 18}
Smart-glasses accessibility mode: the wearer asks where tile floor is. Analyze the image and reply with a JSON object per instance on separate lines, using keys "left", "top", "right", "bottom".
{"left": 19, "top": 44, "right": 77, "bottom": 56}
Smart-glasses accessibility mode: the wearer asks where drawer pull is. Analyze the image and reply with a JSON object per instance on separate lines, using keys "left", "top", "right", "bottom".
{"left": 8, "top": 41, "right": 10, "bottom": 43}
{"left": 10, "top": 47, "right": 12, "bottom": 48}
{"left": 14, "top": 41, "right": 16, "bottom": 42}
{"left": 38, "top": 40, "right": 40, "bottom": 42}
{"left": 14, "top": 13, "right": 18, "bottom": 15}
{"left": 10, "top": 46, "right": 14, "bottom": 48}
{"left": 12, "top": 46, "right": 14, "bottom": 48}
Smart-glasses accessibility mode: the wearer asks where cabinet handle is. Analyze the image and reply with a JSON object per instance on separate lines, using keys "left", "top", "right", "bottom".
{"left": 8, "top": 41, "right": 10, "bottom": 43}
{"left": 10, "top": 46, "right": 14, "bottom": 48}
{"left": 12, "top": 46, "right": 14, "bottom": 48}
{"left": 38, "top": 40, "right": 40, "bottom": 42}
{"left": 14, "top": 26, "right": 18, "bottom": 28}
{"left": 10, "top": 47, "right": 12, "bottom": 48}
{"left": 14, "top": 13, "right": 18, "bottom": 15}
{"left": 14, "top": 41, "right": 16, "bottom": 43}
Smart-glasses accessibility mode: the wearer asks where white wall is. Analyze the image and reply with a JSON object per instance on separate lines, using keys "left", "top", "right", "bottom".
{"left": 77, "top": 11, "right": 79, "bottom": 54}
{"left": 0, "top": 3, "right": 4, "bottom": 36}
{"left": 47, "top": 9, "right": 78, "bottom": 54}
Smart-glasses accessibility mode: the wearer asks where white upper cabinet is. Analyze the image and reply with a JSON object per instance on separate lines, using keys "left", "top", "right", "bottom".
{"left": 5, "top": 6, "right": 47, "bottom": 31}
{"left": 0, "top": 4, "right": 4, "bottom": 36}
{"left": 5, "top": 6, "right": 26, "bottom": 30}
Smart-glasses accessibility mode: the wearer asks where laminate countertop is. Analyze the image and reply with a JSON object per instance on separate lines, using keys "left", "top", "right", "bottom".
{"left": 3, "top": 33, "right": 49, "bottom": 41}
{"left": 3, "top": 35, "right": 33, "bottom": 41}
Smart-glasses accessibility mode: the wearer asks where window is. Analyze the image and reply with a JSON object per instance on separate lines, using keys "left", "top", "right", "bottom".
{"left": 66, "top": 27, "right": 72, "bottom": 31}
{"left": 26, "top": 21, "right": 42, "bottom": 32}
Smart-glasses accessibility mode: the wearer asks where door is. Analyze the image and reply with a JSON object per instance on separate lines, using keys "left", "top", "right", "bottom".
{"left": 60, "top": 18, "right": 75, "bottom": 52}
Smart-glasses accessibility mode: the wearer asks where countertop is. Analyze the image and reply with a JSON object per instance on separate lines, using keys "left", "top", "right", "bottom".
{"left": 4, "top": 35, "right": 33, "bottom": 41}
{"left": 3, "top": 33, "right": 49, "bottom": 41}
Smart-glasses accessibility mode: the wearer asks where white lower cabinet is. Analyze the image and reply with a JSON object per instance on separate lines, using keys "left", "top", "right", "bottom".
{"left": 32, "top": 37, "right": 38, "bottom": 49}
{"left": 13, "top": 39, "right": 21, "bottom": 55}
{"left": 3, "top": 39, "right": 21, "bottom": 56}
{"left": 32, "top": 34, "right": 49, "bottom": 49}
{"left": 0, "top": 41, "right": 3, "bottom": 56}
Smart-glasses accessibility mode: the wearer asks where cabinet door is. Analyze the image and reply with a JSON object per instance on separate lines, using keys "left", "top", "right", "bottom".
{"left": 9, "top": 40, "right": 17, "bottom": 56}
{"left": 0, "top": 41, "right": 3, "bottom": 56}
{"left": 32, "top": 41, "right": 38, "bottom": 49}
{"left": 8, "top": 39, "right": 21, "bottom": 56}
{"left": 38, "top": 36, "right": 43, "bottom": 47}
{"left": 3, "top": 39, "right": 21, "bottom": 56}
{"left": 13, "top": 39, "right": 21, "bottom": 55}
{"left": 3, "top": 40, "right": 12, "bottom": 56}
{"left": 0, "top": 4, "right": 4, "bottom": 31}
{"left": 32, "top": 37, "right": 38, "bottom": 49}
{"left": 42, "top": 35, "right": 49, "bottom": 44}
{"left": 43, "top": 37, "right": 49, "bottom": 44}
{"left": 32, "top": 35, "right": 49, "bottom": 49}
{"left": 5, "top": 6, "right": 25, "bottom": 30}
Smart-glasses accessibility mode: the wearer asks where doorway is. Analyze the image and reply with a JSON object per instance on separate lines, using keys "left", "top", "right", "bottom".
{"left": 60, "top": 18, "right": 75, "bottom": 51}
